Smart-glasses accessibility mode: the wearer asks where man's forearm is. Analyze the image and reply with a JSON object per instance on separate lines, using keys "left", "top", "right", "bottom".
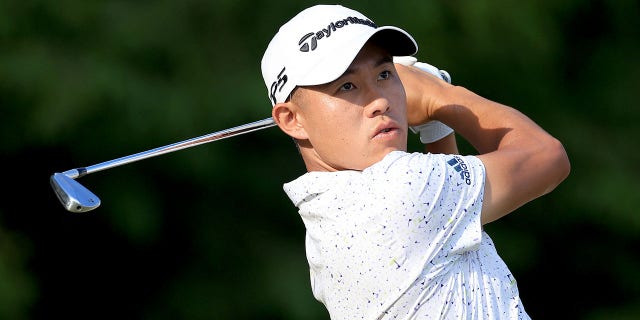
{"left": 424, "top": 133, "right": 458, "bottom": 154}
{"left": 431, "top": 86, "right": 548, "bottom": 155}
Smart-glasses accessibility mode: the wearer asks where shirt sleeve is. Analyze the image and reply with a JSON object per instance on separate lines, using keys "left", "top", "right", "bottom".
{"left": 396, "top": 152, "right": 486, "bottom": 256}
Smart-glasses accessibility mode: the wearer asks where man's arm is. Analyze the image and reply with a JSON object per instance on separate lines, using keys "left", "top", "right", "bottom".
{"left": 424, "top": 133, "right": 458, "bottom": 154}
{"left": 397, "top": 64, "right": 571, "bottom": 224}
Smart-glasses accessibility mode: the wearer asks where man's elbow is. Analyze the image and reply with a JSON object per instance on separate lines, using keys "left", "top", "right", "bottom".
{"left": 543, "top": 137, "right": 571, "bottom": 194}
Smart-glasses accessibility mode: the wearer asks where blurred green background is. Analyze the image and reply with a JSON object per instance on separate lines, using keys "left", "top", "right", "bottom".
{"left": 1, "top": 0, "right": 638, "bottom": 319}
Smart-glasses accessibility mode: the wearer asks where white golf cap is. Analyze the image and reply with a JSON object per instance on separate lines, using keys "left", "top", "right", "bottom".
{"left": 261, "top": 5, "right": 418, "bottom": 106}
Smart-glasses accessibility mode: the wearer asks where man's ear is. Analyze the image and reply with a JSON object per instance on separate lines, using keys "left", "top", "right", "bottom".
{"left": 272, "top": 101, "right": 309, "bottom": 140}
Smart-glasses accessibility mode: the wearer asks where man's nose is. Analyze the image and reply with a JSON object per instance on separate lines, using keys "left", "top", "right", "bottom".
{"left": 364, "top": 87, "right": 390, "bottom": 117}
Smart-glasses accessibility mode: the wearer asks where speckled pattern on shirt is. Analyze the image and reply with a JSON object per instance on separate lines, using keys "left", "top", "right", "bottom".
{"left": 284, "top": 151, "right": 530, "bottom": 320}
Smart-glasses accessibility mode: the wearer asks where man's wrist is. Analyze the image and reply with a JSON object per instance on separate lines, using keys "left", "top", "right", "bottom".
{"left": 394, "top": 57, "right": 455, "bottom": 144}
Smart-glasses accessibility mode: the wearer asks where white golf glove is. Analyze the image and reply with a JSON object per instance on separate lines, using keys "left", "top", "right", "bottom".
{"left": 393, "top": 56, "right": 454, "bottom": 144}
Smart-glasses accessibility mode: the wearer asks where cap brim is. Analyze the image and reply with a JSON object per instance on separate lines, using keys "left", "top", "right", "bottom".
{"left": 369, "top": 27, "right": 418, "bottom": 57}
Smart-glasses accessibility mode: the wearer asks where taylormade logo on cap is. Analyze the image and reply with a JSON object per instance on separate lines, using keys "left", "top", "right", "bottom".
{"left": 298, "top": 16, "right": 377, "bottom": 53}
{"left": 261, "top": 5, "right": 418, "bottom": 106}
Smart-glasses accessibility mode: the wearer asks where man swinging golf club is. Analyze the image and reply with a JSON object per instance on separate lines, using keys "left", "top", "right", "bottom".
{"left": 262, "top": 4, "right": 570, "bottom": 319}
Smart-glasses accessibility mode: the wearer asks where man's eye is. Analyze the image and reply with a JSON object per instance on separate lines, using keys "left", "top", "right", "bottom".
{"left": 379, "top": 70, "right": 391, "bottom": 80}
{"left": 340, "top": 82, "right": 355, "bottom": 91}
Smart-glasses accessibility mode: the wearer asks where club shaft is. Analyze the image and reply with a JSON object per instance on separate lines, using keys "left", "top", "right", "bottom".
{"left": 62, "top": 118, "right": 276, "bottom": 179}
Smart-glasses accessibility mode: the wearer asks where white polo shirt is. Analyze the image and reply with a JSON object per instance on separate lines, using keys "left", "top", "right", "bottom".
{"left": 283, "top": 151, "right": 530, "bottom": 319}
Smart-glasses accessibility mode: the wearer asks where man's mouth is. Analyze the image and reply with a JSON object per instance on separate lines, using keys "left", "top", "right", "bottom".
{"left": 372, "top": 119, "right": 402, "bottom": 140}
{"left": 374, "top": 127, "right": 398, "bottom": 139}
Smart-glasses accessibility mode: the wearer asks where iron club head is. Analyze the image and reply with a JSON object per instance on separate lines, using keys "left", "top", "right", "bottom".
{"left": 50, "top": 173, "right": 101, "bottom": 213}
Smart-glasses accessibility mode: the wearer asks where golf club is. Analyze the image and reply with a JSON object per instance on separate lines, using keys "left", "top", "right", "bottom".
{"left": 51, "top": 117, "right": 276, "bottom": 213}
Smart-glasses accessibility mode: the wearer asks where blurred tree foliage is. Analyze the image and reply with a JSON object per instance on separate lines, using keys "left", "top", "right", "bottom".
{"left": 0, "top": 0, "right": 638, "bottom": 319}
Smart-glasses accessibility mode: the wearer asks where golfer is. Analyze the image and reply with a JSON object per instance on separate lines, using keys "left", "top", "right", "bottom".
{"left": 261, "top": 5, "right": 570, "bottom": 319}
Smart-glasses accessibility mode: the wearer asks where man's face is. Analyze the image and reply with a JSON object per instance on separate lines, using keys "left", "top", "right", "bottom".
{"left": 292, "top": 41, "right": 408, "bottom": 171}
